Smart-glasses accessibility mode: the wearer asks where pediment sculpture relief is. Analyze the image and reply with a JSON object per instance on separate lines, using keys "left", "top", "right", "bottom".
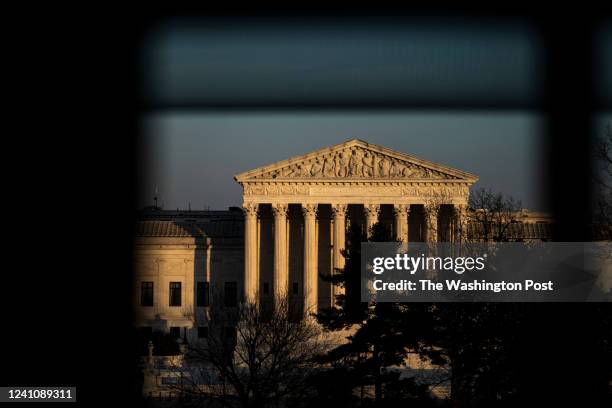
{"left": 252, "top": 147, "right": 457, "bottom": 180}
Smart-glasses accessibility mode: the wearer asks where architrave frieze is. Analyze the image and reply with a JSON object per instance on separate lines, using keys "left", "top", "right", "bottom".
{"left": 240, "top": 180, "right": 470, "bottom": 205}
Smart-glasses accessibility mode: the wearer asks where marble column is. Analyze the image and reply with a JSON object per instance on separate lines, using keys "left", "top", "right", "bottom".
{"left": 424, "top": 204, "right": 439, "bottom": 243}
{"left": 331, "top": 204, "right": 348, "bottom": 300}
{"left": 302, "top": 204, "right": 318, "bottom": 316}
{"left": 393, "top": 204, "right": 410, "bottom": 243}
{"left": 364, "top": 204, "right": 380, "bottom": 236}
{"left": 243, "top": 203, "right": 259, "bottom": 303}
{"left": 453, "top": 204, "right": 469, "bottom": 242}
{"left": 272, "top": 203, "right": 289, "bottom": 303}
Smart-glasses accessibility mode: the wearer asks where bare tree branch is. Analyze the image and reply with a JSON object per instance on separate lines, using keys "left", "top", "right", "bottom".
{"left": 180, "top": 292, "right": 331, "bottom": 408}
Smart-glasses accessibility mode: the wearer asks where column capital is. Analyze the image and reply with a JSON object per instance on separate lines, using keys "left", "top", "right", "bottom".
{"left": 242, "top": 203, "right": 259, "bottom": 217}
{"left": 424, "top": 204, "right": 439, "bottom": 243}
{"left": 364, "top": 204, "right": 380, "bottom": 237}
{"left": 393, "top": 203, "right": 411, "bottom": 217}
{"left": 363, "top": 204, "right": 381, "bottom": 217}
{"left": 424, "top": 203, "right": 440, "bottom": 217}
{"left": 302, "top": 203, "right": 318, "bottom": 218}
{"left": 272, "top": 203, "right": 289, "bottom": 217}
{"left": 331, "top": 203, "right": 348, "bottom": 218}
{"left": 453, "top": 203, "right": 469, "bottom": 216}
{"left": 393, "top": 204, "right": 410, "bottom": 244}
{"left": 453, "top": 204, "right": 470, "bottom": 242}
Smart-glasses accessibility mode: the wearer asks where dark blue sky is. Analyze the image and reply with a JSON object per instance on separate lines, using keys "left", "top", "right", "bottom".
{"left": 142, "top": 17, "right": 543, "bottom": 107}
{"left": 139, "top": 18, "right": 612, "bottom": 212}
{"left": 141, "top": 111, "right": 548, "bottom": 211}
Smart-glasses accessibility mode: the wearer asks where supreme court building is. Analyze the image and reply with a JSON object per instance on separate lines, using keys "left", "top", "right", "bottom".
{"left": 133, "top": 139, "right": 551, "bottom": 341}
{"left": 235, "top": 139, "right": 478, "bottom": 315}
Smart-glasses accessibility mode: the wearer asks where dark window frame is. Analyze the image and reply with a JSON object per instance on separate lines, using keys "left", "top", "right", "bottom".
{"left": 141, "top": 281, "right": 154, "bottom": 306}
{"left": 169, "top": 282, "right": 182, "bottom": 306}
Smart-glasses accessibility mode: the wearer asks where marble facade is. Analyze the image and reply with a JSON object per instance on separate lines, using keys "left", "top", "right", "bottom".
{"left": 235, "top": 139, "right": 478, "bottom": 314}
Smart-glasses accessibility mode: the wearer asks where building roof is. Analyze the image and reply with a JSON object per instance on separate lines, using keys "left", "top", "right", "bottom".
{"left": 135, "top": 220, "right": 244, "bottom": 238}
{"left": 139, "top": 208, "right": 243, "bottom": 220}
{"left": 518, "top": 222, "right": 553, "bottom": 239}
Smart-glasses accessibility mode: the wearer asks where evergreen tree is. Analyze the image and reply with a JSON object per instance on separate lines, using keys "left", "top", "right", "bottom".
{"left": 315, "top": 221, "right": 439, "bottom": 406}
{"left": 317, "top": 222, "right": 368, "bottom": 329}
{"left": 315, "top": 219, "right": 527, "bottom": 407}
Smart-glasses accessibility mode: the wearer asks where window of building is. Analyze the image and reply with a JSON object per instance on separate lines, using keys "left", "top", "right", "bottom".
{"left": 169, "top": 282, "right": 182, "bottom": 306}
{"left": 292, "top": 282, "right": 299, "bottom": 295}
{"left": 263, "top": 282, "right": 269, "bottom": 295}
{"left": 197, "top": 282, "right": 210, "bottom": 307}
{"left": 198, "top": 326, "right": 209, "bottom": 339}
{"left": 224, "top": 282, "right": 238, "bottom": 307}
{"left": 170, "top": 327, "right": 181, "bottom": 338}
{"left": 141, "top": 281, "right": 154, "bottom": 306}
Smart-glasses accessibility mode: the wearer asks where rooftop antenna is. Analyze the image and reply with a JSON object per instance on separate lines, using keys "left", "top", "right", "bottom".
{"left": 153, "top": 186, "right": 159, "bottom": 208}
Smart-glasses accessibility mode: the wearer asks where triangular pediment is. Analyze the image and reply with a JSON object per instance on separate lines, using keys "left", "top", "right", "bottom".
{"left": 234, "top": 139, "right": 478, "bottom": 183}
